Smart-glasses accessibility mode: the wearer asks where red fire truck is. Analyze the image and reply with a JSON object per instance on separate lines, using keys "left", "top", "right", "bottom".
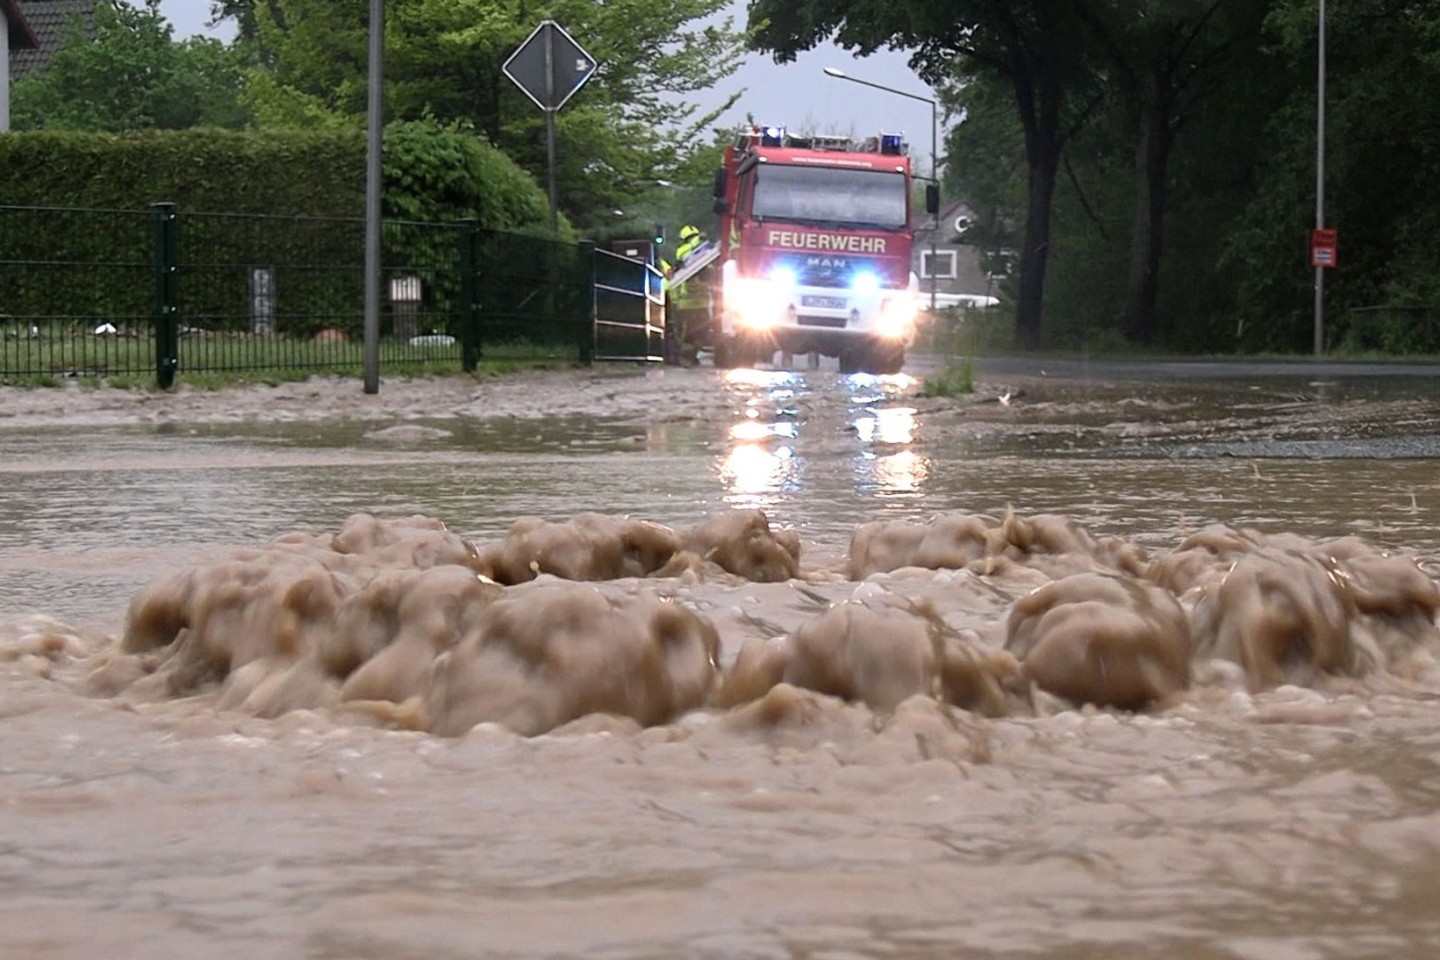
{"left": 697, "top": 124, "right": 935, "bottom": 374}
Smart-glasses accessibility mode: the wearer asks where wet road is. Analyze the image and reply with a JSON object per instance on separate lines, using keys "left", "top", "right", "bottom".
{"left": 4, "top": 361, "right": 1440, "bottom": 627}
{"left": 969, "top": 355, "right": 1440, "bottom": 383}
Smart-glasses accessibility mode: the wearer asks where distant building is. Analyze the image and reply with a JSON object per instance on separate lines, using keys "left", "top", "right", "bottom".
{"left": 8, "top": 0, "right": 104, "bottom": 82}
{"left": 2, "top": 0, "right": 39, "bottom": 131}
{"left": 911, "top": 200, "right": 1001, "bottom": 312}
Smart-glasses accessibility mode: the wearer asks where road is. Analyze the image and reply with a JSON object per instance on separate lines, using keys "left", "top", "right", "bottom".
{"left": 963, "top": 355, "right": 1440, "bottom": 382}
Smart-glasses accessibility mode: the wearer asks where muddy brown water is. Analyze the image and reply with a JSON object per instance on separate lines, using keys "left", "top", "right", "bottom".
{"left": 4, "top": 364, "right": 1440, "bottom": 959}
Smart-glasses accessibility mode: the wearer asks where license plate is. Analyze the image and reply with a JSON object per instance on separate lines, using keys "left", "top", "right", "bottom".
{"left": 802, "top": 295, "right": 846, "bottom": 309}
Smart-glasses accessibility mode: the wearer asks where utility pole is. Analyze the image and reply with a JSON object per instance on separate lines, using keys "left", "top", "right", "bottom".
{"left": 362, "top": 0, "right": 384, "bottom": 393}
{"left": 1313, "top": 0, "right": 1327, "bottom": 357}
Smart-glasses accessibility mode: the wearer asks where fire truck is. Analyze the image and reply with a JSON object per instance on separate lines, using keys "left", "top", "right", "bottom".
{"left": 680, "top": 124, "right": 936, "bottom": 374}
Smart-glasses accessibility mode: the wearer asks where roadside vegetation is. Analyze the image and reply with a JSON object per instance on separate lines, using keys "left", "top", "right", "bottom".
{"left": 917, "top": 358, "right": 973, "bottom": 398}
{"left": 751, "top": 1, "right": 1440, "bottom": 356}
{"left": 7, "top": 1, "right": 1440, "bottom": 360}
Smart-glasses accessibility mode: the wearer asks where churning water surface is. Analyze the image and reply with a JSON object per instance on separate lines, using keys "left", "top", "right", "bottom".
{"left": 4, "top": 361, "right": 1440, "bottom": 960}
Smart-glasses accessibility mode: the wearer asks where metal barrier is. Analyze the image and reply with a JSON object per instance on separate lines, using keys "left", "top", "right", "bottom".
{"left": 591, "top": 248, "right": 665, "bottom": 363}
{"left": 1, "top": 203, "right": 637, "bottom": 385}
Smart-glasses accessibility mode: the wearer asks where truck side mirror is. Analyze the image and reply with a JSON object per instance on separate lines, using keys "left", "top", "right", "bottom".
{"left": 925, "top": 183, "right": 940, "bottom": 215}
{"left": 713, "top": 197, "right": 730, "bottom": 215}
{"left": 712, "top": 166, "right": 727, "bottom": 199}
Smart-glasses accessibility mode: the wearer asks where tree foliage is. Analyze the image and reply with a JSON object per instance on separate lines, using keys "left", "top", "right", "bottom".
{"left": 11, "top": 0, "right": 250, "bottom": 132}
{"left": 226, "top": 0, "right": 747, "bottom": 229}
{"left": 769, "top": 0, "right": 1440, "bottom": 355}
{"left": 748, "top": 0, "right": 1098, "bottom": 349}
{"left": 1230, "top": 0, "right": 1440, "bottom": 352}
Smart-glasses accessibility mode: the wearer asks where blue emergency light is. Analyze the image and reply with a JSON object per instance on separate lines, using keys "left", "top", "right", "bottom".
{"left": 879, "top": 132, "right": 904, "bottom": 155}
{"left": 761, "top": 125, "right": 785, "bottom": 147}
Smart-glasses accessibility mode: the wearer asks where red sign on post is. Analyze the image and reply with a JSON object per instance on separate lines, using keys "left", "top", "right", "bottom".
{"left": 1311, "top": 228, "right": 1338, "bottom": 268}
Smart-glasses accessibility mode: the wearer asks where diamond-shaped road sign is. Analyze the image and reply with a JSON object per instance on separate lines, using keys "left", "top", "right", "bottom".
{"left": 503, "top": 20, "right": 596, "bottom": 112}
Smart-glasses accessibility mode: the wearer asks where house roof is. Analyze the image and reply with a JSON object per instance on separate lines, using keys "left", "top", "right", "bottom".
{"left": 912, "top": 199, "right": 977, "bottom": 241}
{"left": 3, "top": 0, "right": 40, "bottom": 51}
{"left": 7, "top": 1, "right": 103, "bottom": 81}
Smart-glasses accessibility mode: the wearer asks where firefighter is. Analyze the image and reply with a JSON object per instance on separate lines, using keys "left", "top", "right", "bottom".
{"left": 666, "top": 225, "right": 712, "bottom": 365}
{"left": 676, "top": 224, "right": 706, "bottom": 263}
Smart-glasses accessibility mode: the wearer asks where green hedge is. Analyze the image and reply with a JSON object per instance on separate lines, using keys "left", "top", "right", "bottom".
{"left": 0, "top": 120, "right": 568, "bottom": 233}
{"left": 0, "top": 122, "right": 578, "bottom": 339}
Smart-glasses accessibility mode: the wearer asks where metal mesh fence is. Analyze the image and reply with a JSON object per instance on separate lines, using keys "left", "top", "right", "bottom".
{"left": 1, "top": 205, "right": 619, "bottom": 384}
{"left": 174, "top": 213, "right": 474, "bottom": 373}
{"left": 0, "top": 205, "right": 155, "bottom": 378}
{"left": 468, "top": 228, "right": 594, "bottom": 359}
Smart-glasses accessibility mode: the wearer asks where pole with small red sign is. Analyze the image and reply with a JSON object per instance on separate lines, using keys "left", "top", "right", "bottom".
{"left": 1310, "top": 228, "right": 1337, "bottom": 268}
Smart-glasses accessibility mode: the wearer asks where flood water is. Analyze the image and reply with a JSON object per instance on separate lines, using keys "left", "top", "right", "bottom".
{"left": 4, "top": 361, "right": 1440, "bottom": 958}
{"left": 7, "top": 365, "right": 1440, "bottom": 627}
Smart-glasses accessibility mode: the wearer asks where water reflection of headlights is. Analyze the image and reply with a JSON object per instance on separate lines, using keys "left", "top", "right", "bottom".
{"left": 731, "top": 420, "right": 770, "bottom": 442}
{"left": 721, "top": 443, "right": 798, "bottom": 500}
{"left": 724, "top": 368, "right": 802, "bottom": 391}
{"left": 853, "top": 407, "right": 917, "bottom": 445}
{"left": 875, "top": 450, "right": 928, "bottom": 493}
{"left": 845, "top": 372, "right": 917, "bottom": 390}
{"left": 730, "top": 420, "right": 798, "bottom": 442}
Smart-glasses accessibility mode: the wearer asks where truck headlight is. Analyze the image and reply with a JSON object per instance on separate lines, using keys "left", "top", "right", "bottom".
{"left": 850, "top": 270, "right": 881, "bottom": 297}
{"left": 877, "top": 295, "right": 916, "bottom": 338}
{"left": 732, "top": 278, "right": 780, "bottom": 330}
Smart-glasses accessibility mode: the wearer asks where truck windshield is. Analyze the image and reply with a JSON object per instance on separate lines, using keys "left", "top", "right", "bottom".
{"left": 751, "top": 165, "right": 908, "bottom": 230}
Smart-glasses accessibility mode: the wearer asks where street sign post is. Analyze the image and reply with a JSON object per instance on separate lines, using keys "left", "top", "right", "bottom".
{"left": 1310, "top": 228, "right": 1338, "bottom": 268}
{"left": 503, "top": 21, "right": 597, "bottom": 233}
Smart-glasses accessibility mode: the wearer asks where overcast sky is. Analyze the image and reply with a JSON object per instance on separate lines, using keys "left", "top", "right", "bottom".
{"left": 159, "top": 1, "right": 943, "bottom": 171}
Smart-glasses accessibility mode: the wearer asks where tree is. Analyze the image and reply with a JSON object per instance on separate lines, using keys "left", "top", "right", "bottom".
{"left": 11, "top": 0, "right": 249, "bottom": 132}
{"left": 748, "top": 0, "right": 1100, "bottom": 349}
{"left": 208, "top": 0, "right": 285, "bottom": 45}
{"left": 226, "top": 0, "right": 747, "bottom": 229}
{"left": 1222, "top": 0, "right": 1440, "bottom": 352}
{"left": 1076, "top": 1, "right": 1270, "bottom": 345}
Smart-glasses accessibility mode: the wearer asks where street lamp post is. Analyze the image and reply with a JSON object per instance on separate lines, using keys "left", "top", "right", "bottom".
{"left": 1314, "top": 0, "right": 1327, "bottom": 356}
{"left": 362, "top": 0, "right": 385, "bottom": 394}
{"left": 823, "top": 67, "right": 939, "bottom": 314}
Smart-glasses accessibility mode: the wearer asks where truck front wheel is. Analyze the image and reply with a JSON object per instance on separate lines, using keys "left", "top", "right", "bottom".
{"left": 714, "top": 336, "right": 741, "bottom": 369}
{"left": 843, "top": 339, "right": 904, "bottom": 375}
{"left": 869, "top": 340, "right": 905, "bottom": 375}
{"left": 715, "top": 334, "right": 774, "bottom": 368}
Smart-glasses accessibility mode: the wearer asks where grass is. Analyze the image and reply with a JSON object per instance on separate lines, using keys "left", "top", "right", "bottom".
{"left": 918, "top": 357, "right": 974, "bottom": 398}
{"left": 0, "top": 332, "right": 584, "bottom": 390}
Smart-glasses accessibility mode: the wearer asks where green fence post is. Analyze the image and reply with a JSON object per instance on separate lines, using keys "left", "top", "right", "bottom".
{"left": 151, "top": 202, "right": 180, "bottom": 389}
{"left": 458, "top": 219, "right": 480, "bottom": 372}
{"left": 577, "top": 239, "right": 595, "bottom": 366}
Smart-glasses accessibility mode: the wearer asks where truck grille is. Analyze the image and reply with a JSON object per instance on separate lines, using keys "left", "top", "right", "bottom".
{"left": 798, "top": 269, "right": 849, "bottom": 288}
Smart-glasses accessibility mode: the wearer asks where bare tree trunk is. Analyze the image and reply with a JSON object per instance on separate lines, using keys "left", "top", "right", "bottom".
{"left": 1124, "top": 90, "right": 1173, "bottom": 345}
{"left": 1013, "top": 56, "right": 1064, "bottom": 353}
{"left": 1016, "top": 138, "right": 1059, "bottom": 350}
